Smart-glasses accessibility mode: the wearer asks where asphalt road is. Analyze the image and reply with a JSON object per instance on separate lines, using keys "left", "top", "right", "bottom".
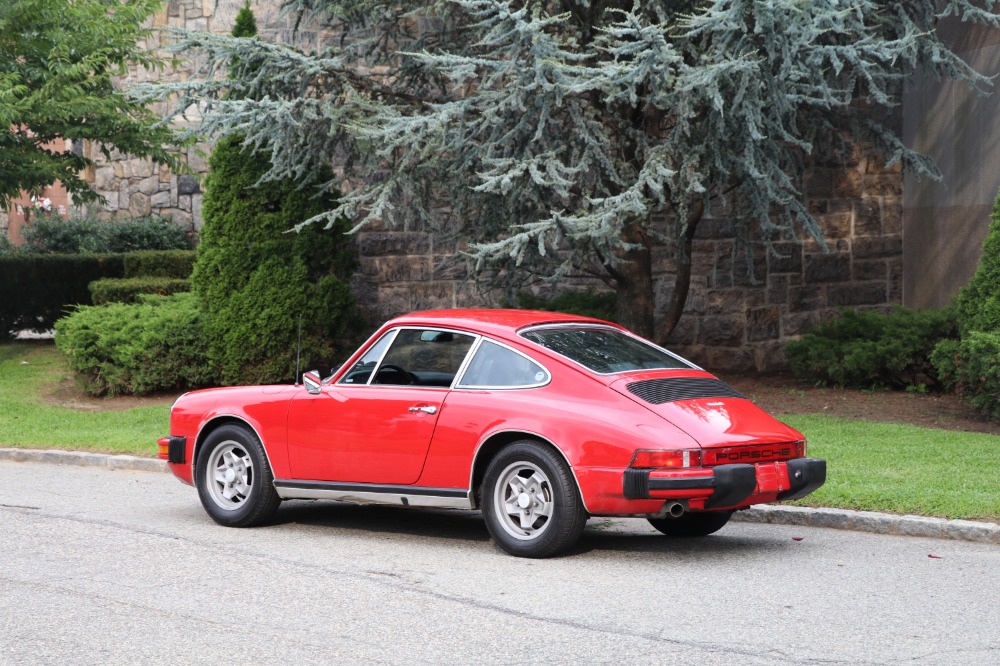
{"left": 1, "top": 461, "right": 998, "bottom": 665}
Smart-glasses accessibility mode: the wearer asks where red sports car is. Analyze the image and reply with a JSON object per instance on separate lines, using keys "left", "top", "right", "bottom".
{"left": 159, "top": 309, "right": 825, "bottom": 557}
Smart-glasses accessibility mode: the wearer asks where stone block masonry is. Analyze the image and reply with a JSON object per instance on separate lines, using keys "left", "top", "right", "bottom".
{"left": 665, "top": 153, "right": 903, "bottom": 372}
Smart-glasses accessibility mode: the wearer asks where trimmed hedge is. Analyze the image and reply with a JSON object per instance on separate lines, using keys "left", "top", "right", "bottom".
{"left": 0, "top": 254, "right": 125, "bottom": 337}
{"left": 787, "top": 306, "right": 958, "bottom": 389}
{"left": 54, "top": 293, "right": 214, "bottom": 396}
{"left": 123, "top": 250, "right": 196, "bottom": 279}
{"left": 20, "top": 213, "right": 192, "bottom": 254}
{"left": 89, "top": 277, "right": 191, "bottom": 305}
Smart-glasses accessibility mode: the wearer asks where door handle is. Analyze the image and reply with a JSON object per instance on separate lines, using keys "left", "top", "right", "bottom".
{"left": 408, "top": 405, "right": 438, "bottom": 415}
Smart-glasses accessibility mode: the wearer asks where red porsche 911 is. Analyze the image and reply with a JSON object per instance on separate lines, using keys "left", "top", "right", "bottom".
{"left": 159, "top": 309, "right": 825, "bottom": 557}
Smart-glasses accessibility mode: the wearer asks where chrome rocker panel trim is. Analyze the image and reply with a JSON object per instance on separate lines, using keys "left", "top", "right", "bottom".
{"left": 273, "top": 479, "right": 474, "bottom": 509}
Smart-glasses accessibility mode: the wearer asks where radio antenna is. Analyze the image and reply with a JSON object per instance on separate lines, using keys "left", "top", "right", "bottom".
{"left": 294, "top": 314, "right": 303, "bottom": 385}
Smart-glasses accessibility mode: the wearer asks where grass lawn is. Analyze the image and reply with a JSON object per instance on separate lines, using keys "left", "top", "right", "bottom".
{"left": 2, "top": 341, "right": 999, "bottom": 522}
{"left": 0, "top": 342, "right": 170, "bottom": 456}
{"left": 784, "top": 414, "right": 1000, "bottom": 522}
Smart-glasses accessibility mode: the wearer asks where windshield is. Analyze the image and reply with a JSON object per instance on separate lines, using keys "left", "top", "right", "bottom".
{"left": 521, "top": 326, "right": 693, "bottom": 374}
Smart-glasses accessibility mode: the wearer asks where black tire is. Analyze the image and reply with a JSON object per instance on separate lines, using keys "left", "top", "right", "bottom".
{"left": 481, "top": 440, "right": 587, "bottom": 558}
{"left": 196, "top": 423, "right": 281, "bottom": 527}
{"left": 647, "top": 510, "right": 733, "bottom": 537}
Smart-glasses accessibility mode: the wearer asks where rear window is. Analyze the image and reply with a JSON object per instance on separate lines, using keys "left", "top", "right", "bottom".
{"left": 521, "top": 326, "right": 692, "bottom": 374}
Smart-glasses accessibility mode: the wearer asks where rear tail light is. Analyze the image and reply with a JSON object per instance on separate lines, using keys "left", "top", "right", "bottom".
{"left": 630, "top": 449, "right": 702, "bottom": 469}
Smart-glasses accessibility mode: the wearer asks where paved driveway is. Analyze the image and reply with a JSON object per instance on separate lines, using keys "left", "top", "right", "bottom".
{"left": 1, "top": 460, "right": 998, "bottom": 664}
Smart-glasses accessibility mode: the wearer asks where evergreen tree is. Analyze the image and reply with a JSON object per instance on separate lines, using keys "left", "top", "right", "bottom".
{"left": 149, "top": 1, "right": 1000, "bottom": 340}
{"left": 192, "top": 3, "right": 356, "bottom": 385}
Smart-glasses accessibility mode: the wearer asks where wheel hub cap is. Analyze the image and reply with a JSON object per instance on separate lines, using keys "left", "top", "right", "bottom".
{"left": 494, "top": 461, "right": 555, "bottom": 541}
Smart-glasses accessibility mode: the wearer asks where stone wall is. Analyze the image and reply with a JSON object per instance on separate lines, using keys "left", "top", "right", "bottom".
{"left": 75, "top": 0, "right": 341, "bottom": 231}
{"left": 666, "top": 150, "right": 903, "bottom": 372}
{"left": 348, "top": 151, "right": 904, "bottom": 373}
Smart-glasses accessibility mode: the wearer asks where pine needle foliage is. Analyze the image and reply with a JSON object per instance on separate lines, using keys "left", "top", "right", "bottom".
{"left": 144, "top": 0, "right": 1000, "bottom": 340}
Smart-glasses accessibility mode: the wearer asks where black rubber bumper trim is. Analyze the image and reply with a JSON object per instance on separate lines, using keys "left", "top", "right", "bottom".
{"left": 703, "top": 464, "right": 758, "bottom": 509}
{"left": 623, "top": 465, "right": 753, "bottom": 505}
{"left": 777, "top": 458, "right": 827, "bottom": 501}
{"left": 167, "top": 436, "right": 187, "bottom": 464}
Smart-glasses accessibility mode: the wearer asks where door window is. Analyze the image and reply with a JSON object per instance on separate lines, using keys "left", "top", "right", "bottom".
{"left": 369, "top": 329, "right": 476, "bottom": 387}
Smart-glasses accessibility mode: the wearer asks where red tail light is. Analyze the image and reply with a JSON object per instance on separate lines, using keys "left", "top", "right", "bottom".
{"left": 630, "top": 449, "right": 702, "bottom": 469}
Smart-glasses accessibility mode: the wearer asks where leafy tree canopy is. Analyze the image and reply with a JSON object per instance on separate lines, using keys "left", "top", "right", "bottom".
{"left": 147, "top": 0, "right": 1000, "bottom": 340}
{"left": 0, "top": 0, "right": 181, "bottom": 210}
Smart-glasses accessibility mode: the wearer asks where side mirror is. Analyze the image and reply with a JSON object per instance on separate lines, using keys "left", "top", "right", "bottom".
{"left": 302, "top": 370, "right": 322, "bottom": 395}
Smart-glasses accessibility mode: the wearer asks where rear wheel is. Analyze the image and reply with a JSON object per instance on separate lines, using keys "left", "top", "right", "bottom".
{"left": 647, "top": 510, "right": 733, "bottom": 537}
{"left": 482, "top": 440, "right": 587, "bottom": 558}
{"left": 196, "top": 424, "right": 281, "bottom": 527}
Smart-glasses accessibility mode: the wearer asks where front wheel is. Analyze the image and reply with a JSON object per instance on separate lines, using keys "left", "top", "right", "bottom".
{"left": 482, "top": 440, "right": 587, "bottom": 558}
{"left": 196, "top": 424, "right": 281, "bottom": 527}
{"left": 647, "top": 510, "right": 733, "bottom": 537}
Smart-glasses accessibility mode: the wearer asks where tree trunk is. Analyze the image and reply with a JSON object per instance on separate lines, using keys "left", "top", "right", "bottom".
{"left": 610, "top": 205, "right": 705, "bottom": 342}
{"left": 613, "top": 223, "right": 655, "bottom": 338}
{"left": 656, "top": 203, "right": 704, "bottom": 346}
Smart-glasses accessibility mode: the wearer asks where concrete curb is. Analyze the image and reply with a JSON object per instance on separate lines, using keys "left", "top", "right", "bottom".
{"left": 2, "top": 447, "right": 998, "bottom": 545}
{"left": 0, "top": 447, "right": 167, "bottom": 473}
{"left": 733, "top": 504, "right": 1000, "bottom": 545}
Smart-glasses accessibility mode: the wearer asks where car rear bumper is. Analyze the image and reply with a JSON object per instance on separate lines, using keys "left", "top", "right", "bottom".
{"left": 623, "top": 458, "right": 826, "bottom": 509}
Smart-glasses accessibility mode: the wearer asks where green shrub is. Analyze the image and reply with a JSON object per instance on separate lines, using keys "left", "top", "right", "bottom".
{"left": 89, "top": 277, "right": 191, "bottom": 304}
{"left": 932, "top": 332, "right": 1000, "bottom": 421}
{"left": 0, "top": 253, "right": 125, "bottom": 337}
{"left": 954, "top": 208, "right": 1000, "bottom": 334}
{"left": 20, "top": 214, "right": 104, "bottom": 253}
{"left": 516, "top": 289, "right": 618, "bottom": 321}
{"left": 123, "top": 250, "right": 196, "bottom": 278}
{"left": 0, "top": 233, "right": 17, "bottom": 255}
{"left": 102, "top": 215, "right": 193, "bottom": 253}
{"left": 193, "top": 135, "right": 357, "bottom": 385}
{"left": 787, "top": 306, "right": 958, "bottom": 389}
{"left": 20, "top": 213, "right": 192, "bottom": 254}
{"left": 54, "top": 293, "right": 214, "bottom": 396}
{"left": 931, "top": 192, "right": 1000, "bottom": 419}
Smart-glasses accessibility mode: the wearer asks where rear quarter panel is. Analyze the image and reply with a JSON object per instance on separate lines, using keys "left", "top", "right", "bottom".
{"left": 420, "top": 371, "right": 699, "bottom": 512}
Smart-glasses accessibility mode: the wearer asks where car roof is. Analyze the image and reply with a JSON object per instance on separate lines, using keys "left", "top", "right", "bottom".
{"left": 386, "top": 308, "right": 619, "bottom": 340}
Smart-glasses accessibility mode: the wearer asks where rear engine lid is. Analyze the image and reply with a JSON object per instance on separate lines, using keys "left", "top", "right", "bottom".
{"left": 610, "top": 370, "right": 803, "bottom": 448}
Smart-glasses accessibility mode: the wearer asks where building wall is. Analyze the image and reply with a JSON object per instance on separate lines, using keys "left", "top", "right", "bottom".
{"left": 0, "top": 139, "right": 71, "bottom": 243}
{"left": 902, "top": 18, "right": 1000, "bottom": 309}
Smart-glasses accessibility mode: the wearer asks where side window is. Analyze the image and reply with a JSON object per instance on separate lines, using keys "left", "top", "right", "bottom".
{"left": 372, "top": 329, "right": 476, "bottom": 387}
{"left": 339, "top": 331, "right": 396, "bottom": 385}
{"left": 458, "top": 340, "right": 550, "bottom": 389}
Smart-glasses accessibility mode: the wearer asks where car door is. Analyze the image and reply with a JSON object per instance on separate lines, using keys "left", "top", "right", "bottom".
{"left": 286, "top": 327, "right": 476, "bottom": 484}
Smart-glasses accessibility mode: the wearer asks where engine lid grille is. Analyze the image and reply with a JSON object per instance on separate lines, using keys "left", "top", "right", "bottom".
{"left": 626, "top": 377, "right": 746, "bottom": 405}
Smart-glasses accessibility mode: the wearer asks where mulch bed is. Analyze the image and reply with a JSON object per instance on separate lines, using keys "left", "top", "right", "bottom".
{"left": 724, "top": 373, "right": 999, "bottom": 436}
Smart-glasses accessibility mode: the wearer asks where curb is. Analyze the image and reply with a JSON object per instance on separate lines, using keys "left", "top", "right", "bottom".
{"left": 733, "top": 504, "right": 1000, "bottom": 545}
{"left": 0, "top": 447, "right": 167, "bottom": 473}
{"left": 2, "top": 447, "right": 998, "bottom": 545}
